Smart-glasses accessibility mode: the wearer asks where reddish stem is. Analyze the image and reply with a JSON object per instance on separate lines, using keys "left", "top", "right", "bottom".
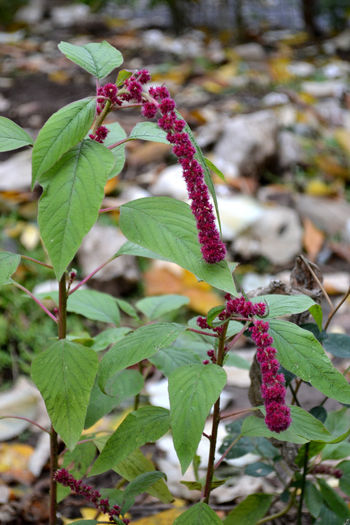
{"left": 12, "top": 281, "right": 58, "bottom": 323}
{"left": 69, "top": 257, "right": 114, "bottom": 295}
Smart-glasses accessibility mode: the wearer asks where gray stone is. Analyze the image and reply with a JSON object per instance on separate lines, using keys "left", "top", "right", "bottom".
{"left": 0, "top": 150, "right": 32, "bottom": 191}
{"left": 234, "top": 43, "right": 266, "bottom": 61}
{"left": 294, "top": 195, "right": 350, "bottom": 240}
{"left": 263, "top": 92, "right": 289, "bottom": 107}
{"left": 278, "top": 131, "right": 305, "bottom": 168}
{"left": 213, "top": 111, "right": 278, "bottom": 179}
{"left": 333, "top": 29, "right": 350, "bottom": 52}
{"left": 150, "top": 164, "right": 188, "bottom": 200}
{"left": 301, "top": 80, "right": 346, "bottom": 98}
{"left": 51, "top": 4, "right": 90, "bottom": 27}
{"left": 15, "top": 0, "right": 45, "bottom": 24}
{"left": 287, "top": 61, "right": 316, "bottom": 78}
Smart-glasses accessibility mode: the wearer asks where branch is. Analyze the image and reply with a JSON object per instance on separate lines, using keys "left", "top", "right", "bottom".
{"left": 12, "top": 281, "right": 58, "bottom": 323}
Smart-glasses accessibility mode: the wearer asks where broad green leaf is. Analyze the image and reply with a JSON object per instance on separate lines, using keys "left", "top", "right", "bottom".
{"left": 0, "top": 251, "right": 21, "bottom": 285}
{"left": 305, "top": 481, "right": 323, "bottom": 518}
{"left": 251, "top": 294, "right": 315, "bottom": 318}
{"left": 120, "top": 471, "right": 166, "bottom": 513}
{"left": 224, "top": 493, "right": 273, "bottom": 525}
{"left": 98, "top": 322, "right": 185, "bottom": 393}
{"left": 104, "top": 122, "right": 127, "bottom": 178}
{"left": 0, "top": 117, "right": 33, "bottom": 152}
{"left": 206, "top": 305, "right": 225, "bottom": 326}
{"left": 113, "top": 448, "right": 173, "bottom": 503}
{"left": 269, "top": 320, "right": 350, "bottom": 404}
{"left": 309, "top": 303, "right": 323, "bottom": 330}
{"left": 242, "top": 405, "right": 331, "bottom": 444}
{"left": 116, "top": 298, "right": 139, "bottom": 319}
{"left": 129, "top": 122, "right": 170, "bottom": 144}
{"left": 169, "top": 364, "right": 227, "bottom": 473}
{"left": 119, "top": 197, "right": 236, "bottom": 294}
{"left": 317, "top": 478, "right": 350, "bottom": 519}
{"left": 149, "top": 345, "right": 202, "bottom": 376}
{"left": 32, "top": 97, "right": 96, "bottom": 184}
{"left": 85, "top": 370, "right": 143, "bottom": 428}
{"left": 204, "top": 157, "right": 226, "bottom": 181}
{"left": 176, "top": 110, "right": 222, "bottom": 235}
{"left": 31, "top": 340, "right": 98, "bottom": 449}
{"left": 325, "top": 408, "right": 350, "bottom": 436}
{"left": 58, "top": 41, "right": 123, "bottom": 79}
{"left": 224, "top": 353, "right": 251, "bottom": 370}
{"left": 116, "top": 69, "right": 132, "bottom": 85}
{"left": 174, "top": 502, "right": 222, "bottom": 524}
{"left": 67, "top": 289, "right": 120, "bottom": 325}
{"left": 92, "top": 327, "right": 131, "bottom": 351}
{"left": 314, "top": 506, "right": 344, "bottom": 524}
{"left": 136, "top": 294, "right": 189, "bottom": 320}
{"left": 90, "top": 406, "right": 170, "bottom": 475}
{"left": 322, "top": 441, "right": 350, "bottom": 460}
{"left": 244, "top": 461, "right": 274, "bottom": 477}
{"left": 116, "top": 240, "right": 171, "bottom": 261}
{"left": 38, "top": 140, "right": 114, "bottom": 279}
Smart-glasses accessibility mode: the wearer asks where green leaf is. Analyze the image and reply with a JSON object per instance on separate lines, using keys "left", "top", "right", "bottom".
{"left": 0, "top": 117, "right": 33, "bottom": 152}
{"left": 90, "top": 406, "right": 170, "bottom": 475}
{"left": 223, "top": 493, "right": 273, "bottom": 525}
{"left": 98, "top": 322, "right": 185, "bottom": 393}
{"left": 338, "top": 460, "right": 350, "bottom": 496}
{"left": 58, "top": 41, "right": 123, "bottom": 79}
{"left": 309, "top": 304, "right": 323, "bottom": 330}
{"left": 0, "top": 251, "right": 21, "bottom": 285}
{"left": 241, "top": 405, "right": 331, "bottom": 444}
{"left": 169, "top": 364, "right": 227, "bottom": 473}
{"left": 206, "top": 305, "right": 225, "bottom": 327}
{"left": 251, "top": 294, "right": 315, "bottom": 318}
{"left": 119, "top": 197, "right": 236, "bottom": 294}
{"left": 136, "top": 294, "right": 189, "bottom": 320}
{"left": 176, "top": 110, "right": 222, "bottom": 235}
{"left": 269, "top": 320, "right": 350, "bottom": 404}
{"left": 104, "top": 122, "right": 127, "bottom": 178}
{"left": 116, "top": 240, "right": 168, "bottom": 261}
{"left": 174, "top": 502, "right": 222, "bottom": 524}
{"left": 149, "top": 345, "right": 202, "bottom": 376}
{"left": 112, "top": 448, "right": 173, "bottom": 503}
{"left": 224, "top": 353, "right": 251, "bottom": 370}
{"left": 32, "top": 97, "right": 96, "bottom": 184}
{"left": 180, "top": 479, "right": 226, "bottom": 491}
{"left": 129, "top": 122, "right": 170, "bottom": 143}
{"left": 120, "top": 471, "right": 166, "bottom": 513}
{"left": 38, "top": 140, "right": 114, "bottom": 279}
{"left": 323, "top": 333, "right": 350, "bottom": 358}
{"left": 322, "top": 442, "right": 350, "bottom": 460}
{"left": 85, "top": 370, "right": 144, "bottom": 428}
{"left": 67, "top": 289, "right": 120, "bottom": 325}
{"left": 305, "top": 481, "right": 323, "bottom": 518}
{"left": 244, "top": 461, "right": 274, "bottom": 477}
{"left": 116, "top": 69, "right": 132, "bottom": 85}
{"left": 31, "top": 340, "right": 98, "bottom": 449}
{"left": 116, "top": 298, "right": 139, "bottom": 319}
{"left": 91, "top": 327, "right": 131, "bottom": 351}
{"left": 204, "top": 157, "right": 226, "bottom": 181}
{"left": 317, "top": 478, "right": 350, "bottom": 519}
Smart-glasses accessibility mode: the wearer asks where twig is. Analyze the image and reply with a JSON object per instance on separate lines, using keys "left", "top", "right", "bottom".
{"left": 324, "top": 286, "right": 350, "bottom": 331}
{"left": 69, "top": 257, "right": 115, "bottom": 295}
{"left": 21, "top": 255, "right": 53, "bottom": 269}
{"left": 214, "top": 435, "right": 242, "bottom": 470}
{"left": 298, "top": 255, "right": 333, "bottom": 311}
{"left": 12, "top": 281, "right": 58, "bottom": 323}
{"left": 0, "top": 415, "right": 49, "bottom": 434}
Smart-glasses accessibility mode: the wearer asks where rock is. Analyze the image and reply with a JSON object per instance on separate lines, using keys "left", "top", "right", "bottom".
{"left": 217, "top": 196, "right": 264, "bottom": 240}
{"left": 118, "top": 185, "right": 150, "bottom": 203}
{"left": 333, "top": 29, "right": 350, "bottom": 53}
{"left": 15, "top": 0, "right": 45, "bottom": 24}
{"left": 294, "top": 195, "right": 350, "bottom": 240}
{"left": 262, "top": 92, "right": 289, "bottom": 107}
{"left": 213, "top": 111, "right": 278, "bottom": 179}
{"left": 275, "top": 104, "right": 298, "bottom": 127}
{"left": 234, "top": 206, "right": 303, "bottom": 265}
{"left": 301, "top": 80, "right": 347, "bottom": 98}
{"left": 51, "top": 4, "right": 90, "bottom": 27}
{"left": 195, "top": 119, "right": 228, "bottom": 148}
{"left": 234, "top": 43, "right": 266, "bottom": 61}
{"left": 0, "top": 150, "right": 32, "bottom": 191}
{"left": 149, "top": 164, "right": 188, "bottom": 200}
{"left": 142, "top": 29, "right": 204, "bottom": 58}
{"left": 78, "top": 225, "right": 139, "bottom": 285}
{"left": 322, "top": 61, "right": 350, "bottom": 79}
{"left": 287, "top": 61, "right": 316, "bottom": 78}
{"left": 315, "top": 99, "right": 346, "bottom": 127}
{"left": 278, "top": 131, "right": 305, "bottom": 168}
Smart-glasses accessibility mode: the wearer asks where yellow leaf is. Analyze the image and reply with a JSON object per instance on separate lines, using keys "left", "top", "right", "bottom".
{"left": 20, "top": 223, "right": 40, "bottom": 250}
{"left": 134, "top": 499, "right": 185, "bottom": 524}
{"left": 306, "top": 179, "right": 335, "bottom": 196}
{"left": 63, "top": 507, "right": 110, "bottom": 524}
{"left": 303, "top": 218, "right": 324, "bottom": 262}
{"left": 316, "top": 155, "right": 349, "bottom": 179}
{"left": 144, "top": 261, "right": 222, "bottom": 314}
{"left": 104, "top": 175, "right": 119, "bottom": 195}
{"left": 0, "top": 443, "right": 33, "bottom": 472}
{"left": 334, "top": 128, "right": 350, "bottom": 155}
{"left": 268, "top": 56, "right": 294, "bottom": 83}
{"left": 48, "top": 70, "right": 71, "bottom": 85}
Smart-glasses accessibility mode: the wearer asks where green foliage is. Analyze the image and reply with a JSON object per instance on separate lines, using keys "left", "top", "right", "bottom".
{"left": 135, "top": 294, "right": 189, "bottom": 320}
{"left": 58, "top": 41, "right": 123, "bottom": 79}
{"left": 0, "top": 252, "right": 21, "bottom": 285}
{"left": 223, "top": 493, "right": 273, "bottom": 524}
{"left": 174, "top": 502, "right": 223, "bottom": 524}
{"left": 0, "top": 117, "right": 33, "bottom": 152}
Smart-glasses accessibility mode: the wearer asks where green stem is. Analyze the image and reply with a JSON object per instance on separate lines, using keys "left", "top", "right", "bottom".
{"left": 49, "top": 274, "right": 67, "bottom": 525}
{"left": 202, "top": 324, "right": 228, "bottom": 503}
{"left": 92, "top": 99, "right": 111, "bottom": 133}
{"left": 256, "top": 490, "right": 296, "bottom": 524}
{"left": 297, "top": 442, "right": 309, "bottom": 525}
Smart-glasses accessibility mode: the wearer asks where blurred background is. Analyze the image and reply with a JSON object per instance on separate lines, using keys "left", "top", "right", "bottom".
{"left": 0, "top": 1, "right": 350, "bottom": 521}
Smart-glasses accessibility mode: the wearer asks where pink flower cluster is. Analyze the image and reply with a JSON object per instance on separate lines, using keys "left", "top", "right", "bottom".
{"left": 197, "top": 294, "right": 291, "bottom": 433}
{"left": 89, "top": 125, "right": 109, "bottom": 143}
{"left": 54, "top": 468, "right": 130, "bottom": 524}
{"left": 94, "top": 69, "right": 226, "bottom": 263}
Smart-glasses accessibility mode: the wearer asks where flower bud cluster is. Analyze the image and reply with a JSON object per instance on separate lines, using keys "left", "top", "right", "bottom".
{"left": 54, "top": 468, "right": 130, "bottom": 523}
{"left": 310, "top": 464, "right": 343, "bottom": 479}
{"left": 89, "top": 125, "right": 109, "bottom": 143}
{"left": 197, "top": 294, "right": 291, "bottom": 433}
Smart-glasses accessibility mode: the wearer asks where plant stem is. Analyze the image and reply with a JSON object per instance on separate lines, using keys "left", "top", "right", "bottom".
{"left": 297, "top": 442, "right": 309, "bottom": 525}
{"left": 21, "top": 254, "right": 53, "bottom": 269}
{"left": 202, "top": 324, "right": 228, "bottom": 503}
{"left": 256, "top": 489, "right": 296, "bottom": 524}
{"left": 324, "top": 286, "right": 350, "bottom": 331}
{"left": 0, "top": 415, "right": 49, "bottom": 434}
{"left": 12, "top": 281, "right": 58, "bottom": 323}
{"left": 214, "top": 435, "right": 242, "bottom": 470}
{"left": 187, "top": 327, "right": 218, "bottom": 338}
{"left": 49, "top": 274, "right": 67, "bottom": 525}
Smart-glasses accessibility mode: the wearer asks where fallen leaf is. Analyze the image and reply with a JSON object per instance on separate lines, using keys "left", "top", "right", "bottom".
{"left": 306, "top": 179, "right": 337, "bottom": 197}
{"left": 144, "top": 261, "right": 222, "bottom": 314}
{"left": 268, "top": 56, "right": 293, "bottom": 83}
{"left": 0, "top": 443, "right": 34, "bottom": 483}
{"left": 48, "top": 70, "right": 71, "bottom": 85}
{"left": 303, "top": 217, "right": 324, "bottom": 262}
{"left": 104, "top": 176, "right": 119, "bottom": 195}
{"left": 316, "top": 155, "right": 349, "bottom": 180}
{"left": 133, "top": 499, "right": 185, "bottom": 524}
{"left": 334, "top": 128, "right": 350, "bottom": 156}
